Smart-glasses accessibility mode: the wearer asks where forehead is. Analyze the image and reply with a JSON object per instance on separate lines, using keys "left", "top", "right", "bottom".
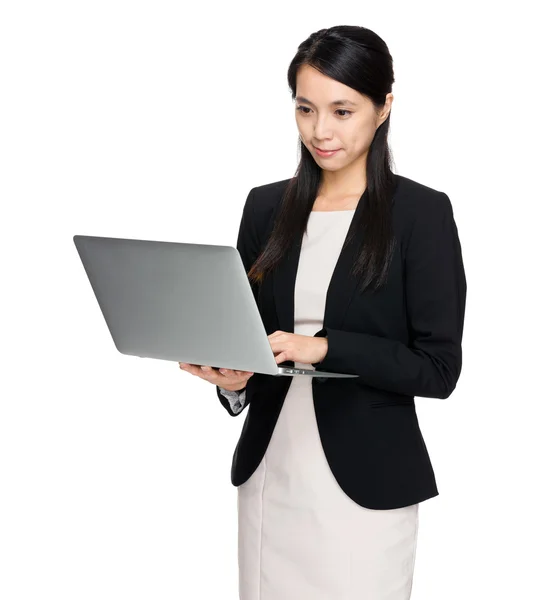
{"left": 295, "top": 64, "right": 363, "bottom": 106}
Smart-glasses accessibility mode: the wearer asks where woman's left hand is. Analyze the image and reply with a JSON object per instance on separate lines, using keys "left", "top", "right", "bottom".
{"left": 268, "top": 330, "right": 328, "bottom": 365}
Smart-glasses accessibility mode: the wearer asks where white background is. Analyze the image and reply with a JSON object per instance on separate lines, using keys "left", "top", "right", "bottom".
{"left": 1, "top": 1, "right": 537, "bottom": 598}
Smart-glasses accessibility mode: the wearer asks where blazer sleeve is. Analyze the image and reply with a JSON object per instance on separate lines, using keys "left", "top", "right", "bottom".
{"left": 215, "top": 187, "right": 260, "bottom": 416}
{"left": 311, "top": 192, "right": 467, "bottom": 399}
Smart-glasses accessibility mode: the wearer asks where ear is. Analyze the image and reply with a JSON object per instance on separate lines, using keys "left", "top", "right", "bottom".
{"left": 379, "top": 93, "right": 394, "bottom": 124}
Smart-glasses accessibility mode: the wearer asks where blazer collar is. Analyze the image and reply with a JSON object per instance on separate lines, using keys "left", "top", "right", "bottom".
{"left": 272, "top": 195, "right": 367, "bottom": 335}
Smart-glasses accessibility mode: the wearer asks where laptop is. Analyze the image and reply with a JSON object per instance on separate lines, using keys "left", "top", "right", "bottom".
{"left": 73, "top": 234, "right": 358, "bottom": 379}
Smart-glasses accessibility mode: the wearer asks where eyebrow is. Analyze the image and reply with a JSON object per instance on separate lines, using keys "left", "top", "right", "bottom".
{"left": 295, "top": 96, "right": 358, "bottom": 107}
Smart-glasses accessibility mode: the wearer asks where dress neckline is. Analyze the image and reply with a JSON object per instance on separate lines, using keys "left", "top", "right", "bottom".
{"left": 310, "top": 209, "right": 356, "bottom": 213}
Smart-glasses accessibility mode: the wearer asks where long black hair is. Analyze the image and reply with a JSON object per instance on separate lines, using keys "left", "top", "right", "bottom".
{"left": 248, "top": 25, "right": 398, "bottom": 295}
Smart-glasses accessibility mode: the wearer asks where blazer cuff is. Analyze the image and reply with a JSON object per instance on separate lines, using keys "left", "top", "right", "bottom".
{"left": 311, "top": 327, "right": 330, "bottom": 370}
{"left": 217, "top": 386, "right": 247, "bottom": 415}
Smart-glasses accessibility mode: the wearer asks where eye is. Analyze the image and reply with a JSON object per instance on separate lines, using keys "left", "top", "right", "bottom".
{"left": 295, "top": 106, "right": 352, "bottom": 117}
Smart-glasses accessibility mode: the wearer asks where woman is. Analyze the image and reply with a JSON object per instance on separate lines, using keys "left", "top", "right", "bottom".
{"left": 179, "top": 25, "right": 466, "bottom": 600}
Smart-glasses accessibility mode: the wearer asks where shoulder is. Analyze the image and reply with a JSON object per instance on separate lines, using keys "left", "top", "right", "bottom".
{"left": 249, "top": 177, "right": 292, "bottom": 209}
{"left": 393, "top": 175, "right": 458, "bottom": 257}
{"left": 392, "top": 174, "right": 456, "bottom": 255}
{"left": 238, "top": 178, "right": 293, "bottom": 243}
{"left": 244, "top": 178, "right": 293, "bottom": 229}
{"left": 393, "top": 174, "right": 453, "bottom": 220}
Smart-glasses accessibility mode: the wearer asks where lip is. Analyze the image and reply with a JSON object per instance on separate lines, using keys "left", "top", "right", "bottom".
{"left": 314, "top": 146, "right": 341, "bottom": 157}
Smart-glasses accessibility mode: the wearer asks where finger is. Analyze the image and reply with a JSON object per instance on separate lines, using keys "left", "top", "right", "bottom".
{"left": 181, "top": 363, "right": 204, "bottom": 376}
{"left": 219, "top": 368, "right": 253, "bottom": 379}
{"left": 200, "top": 365, "right": 218, "bottom": 380}
{"left": 218, "top": 367, "right": 233, "bottom": 379}
{"left": 181, "top": 363, "right": 251, "bottom": 383}
{"left": 180, "top": 362, "right": 199, "bottom": 372}
{"left": 206, "top": 366, "right": 250, "bottom": 384}
{"left": 233, "top": 369, "right": 254, "bottom": 377}
{"left": 273, "top": 352, "right": 284, "bottom": 364}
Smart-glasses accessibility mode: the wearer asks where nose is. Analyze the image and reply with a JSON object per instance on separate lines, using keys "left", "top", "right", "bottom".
{"left": 313, "top": 114, "right": 334, "bottom": 142}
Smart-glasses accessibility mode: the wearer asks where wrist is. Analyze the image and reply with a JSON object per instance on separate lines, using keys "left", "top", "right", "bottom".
{"left": 220, "top": 383, "right": 247, "bottom": 393}
{"left": 318, "top": 337, "right": 328, "bottom": 361}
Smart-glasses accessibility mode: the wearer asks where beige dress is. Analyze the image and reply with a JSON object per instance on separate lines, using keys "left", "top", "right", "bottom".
{"left": 224, "top": 210, "right": 419, "bottom": 600}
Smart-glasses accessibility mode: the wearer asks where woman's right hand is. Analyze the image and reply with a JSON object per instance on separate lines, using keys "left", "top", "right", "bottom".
{"left": 178, "top": 362, "right": 254, "bottom": 392}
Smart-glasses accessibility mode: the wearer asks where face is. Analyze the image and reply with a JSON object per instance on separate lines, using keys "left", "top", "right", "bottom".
{"left": 294, "top": 64, "right": 393, "bottom": 172}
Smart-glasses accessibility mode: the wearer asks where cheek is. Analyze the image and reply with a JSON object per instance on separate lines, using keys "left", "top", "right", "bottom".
{"left": 355, "top": 119, "right": 376, "bottom": 139}
{"left": 347, "top": 126, "right": 371, "bottom": 147}
{"left": 296, "top": 125, "right": 308, "bottom": 145}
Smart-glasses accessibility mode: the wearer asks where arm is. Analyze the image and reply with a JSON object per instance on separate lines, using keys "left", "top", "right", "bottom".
{"left": 215, "top": 187, "right": 261, "bottom": 415}
{"left": 311, "top": 192, "right": 467, "bottom": 399}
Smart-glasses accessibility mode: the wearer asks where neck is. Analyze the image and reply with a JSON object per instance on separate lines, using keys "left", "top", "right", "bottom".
{"left": 318, "top": 158, "right": 367, "bottom": 202}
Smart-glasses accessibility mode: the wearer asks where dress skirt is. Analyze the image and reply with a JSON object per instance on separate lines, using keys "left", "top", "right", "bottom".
{"left": 236, "top": 210, "right": 419, "bottom": 600}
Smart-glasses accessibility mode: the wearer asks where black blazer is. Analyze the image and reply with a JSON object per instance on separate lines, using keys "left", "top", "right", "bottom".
{"left": 216, "top": 174, "right": 467, "bottom": 510}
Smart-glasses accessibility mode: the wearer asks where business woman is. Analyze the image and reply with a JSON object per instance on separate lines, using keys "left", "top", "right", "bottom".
{"left": 179, "top": 25, "right": 467, "bottom": 600}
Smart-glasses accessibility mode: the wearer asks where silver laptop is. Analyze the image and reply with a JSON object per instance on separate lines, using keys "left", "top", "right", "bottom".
{"left": 73, "top": 235, "right": 358, "bottom": 378}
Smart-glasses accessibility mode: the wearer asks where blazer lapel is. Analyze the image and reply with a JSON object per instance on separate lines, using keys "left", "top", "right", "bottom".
{"left": 272, "top": 198, "right": 367, "bottom": 335}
